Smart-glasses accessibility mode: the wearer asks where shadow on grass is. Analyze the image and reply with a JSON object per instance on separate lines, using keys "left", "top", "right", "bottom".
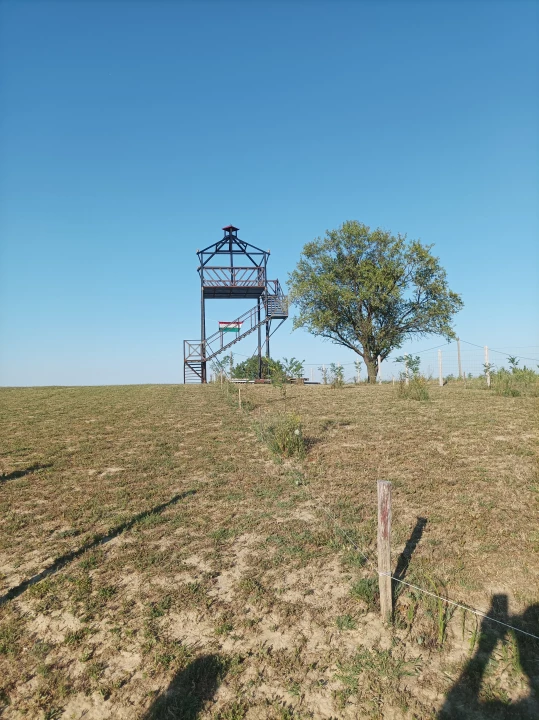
{"left": 143, "top": 654, "right": 230, "bottom": 719}
{"left": 1, "top": 463, "right": 52, "bottom": 482}
{"left": 0, "top": 489, "right": 196, "bottom": 607}
{"left": 438, "top": 595, "right": 539, "bottom": 719}
{"left": 394, "top": 516, "right": 427, "bottom": 584}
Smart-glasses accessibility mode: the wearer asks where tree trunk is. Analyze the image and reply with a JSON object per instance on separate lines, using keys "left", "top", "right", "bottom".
{"left": 365, "top": 357, "right": 378, "bottom": 383}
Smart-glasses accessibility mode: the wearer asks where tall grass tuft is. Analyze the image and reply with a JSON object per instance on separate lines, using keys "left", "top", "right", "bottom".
{"left": 256, "top": 413, "right": 306, "bottom": 458}
{"left": 491, "top": 367, "right": 539, "bottom": 398}
{"left": 396, "top": 376, "right": 430, "bottom": 401}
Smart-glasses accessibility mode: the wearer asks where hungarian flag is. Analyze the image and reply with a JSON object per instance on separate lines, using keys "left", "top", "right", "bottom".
{"left": 219, "top": 321, "right": 243, "bottom": 333}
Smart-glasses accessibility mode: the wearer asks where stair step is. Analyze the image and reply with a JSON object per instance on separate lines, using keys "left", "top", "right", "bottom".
{"left": 184, "top": 361, "right": 203, "bottom": 384}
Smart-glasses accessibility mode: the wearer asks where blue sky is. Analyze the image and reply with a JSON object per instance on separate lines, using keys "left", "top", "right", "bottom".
{"left": 1, "top": 0, "right": 538, "bottom": 385}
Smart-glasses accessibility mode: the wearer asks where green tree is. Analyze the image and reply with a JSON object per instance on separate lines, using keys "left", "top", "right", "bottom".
{"left": 288, "top": 221, "right": 463, "bottom": 382}
{"left": 394, "top": 355, "right": 421, "bottom": 378}
{"left": 282, "top": 357, "right": 305, "bottom": 380}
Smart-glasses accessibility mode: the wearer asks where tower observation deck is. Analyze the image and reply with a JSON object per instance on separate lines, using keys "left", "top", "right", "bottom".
{"left": 183, "top": 225, "right": 288, "bottom": 383}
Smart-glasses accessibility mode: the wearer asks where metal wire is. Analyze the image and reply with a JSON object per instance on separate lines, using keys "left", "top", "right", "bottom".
{"left": 460, "top": 339, "right": 539, "bottom": 363}
{"left": 312, "top": 492, "right": 539, "bottom": 642}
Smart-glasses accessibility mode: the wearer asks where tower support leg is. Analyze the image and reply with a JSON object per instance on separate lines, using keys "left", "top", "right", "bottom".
{"left": 257, "top": 298, "right": 262, "bottom": 379}
{"left": 201, "top": 287, "right": 207, "bottom": 383}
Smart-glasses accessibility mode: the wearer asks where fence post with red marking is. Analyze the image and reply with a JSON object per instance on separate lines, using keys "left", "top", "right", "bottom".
{"left": 377, "top": 480, "right": 393, "bottom": 621}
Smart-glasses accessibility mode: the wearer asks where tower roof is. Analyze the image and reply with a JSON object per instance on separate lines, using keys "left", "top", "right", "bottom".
{"left": 197, "top": 225, "right": 269, "bottom": 271}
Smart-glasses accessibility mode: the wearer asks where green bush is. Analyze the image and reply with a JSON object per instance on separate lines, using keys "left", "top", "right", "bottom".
{"left": 256, "top": 413, "right": 305, "bottom": 458}
{"left": 232, "top": 356, "right": 284, "bottom": 380}
{"left": 396, "top": 376, "right": 430, "bottom": 401}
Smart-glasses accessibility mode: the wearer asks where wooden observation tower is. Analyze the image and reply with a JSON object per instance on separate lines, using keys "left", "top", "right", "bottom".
{"left": 183, "top": 225, "right": 289, "bottom": 383}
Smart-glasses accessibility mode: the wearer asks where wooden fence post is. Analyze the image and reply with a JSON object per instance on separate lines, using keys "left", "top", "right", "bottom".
{"left": 438, "top": 349, "right": 443, "bottom": 386}
{"left": 377, "top": 480, "right": 392, "bottom": 621}
{"left": 238, "top": 385, "right": 242, "bottom": 409}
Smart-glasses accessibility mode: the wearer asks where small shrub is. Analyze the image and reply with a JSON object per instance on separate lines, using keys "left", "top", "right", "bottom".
{"left": 318, "top": 365, "right": 329, "bottom": 384}
{"left": 256, "top": 413, "right": 305, "bottom": 458}
{"left": 394, "top": 355, "right": 429, "bottom": 400}
{"left": 397, "top": 375, "right": 430, "bottom": 401}
{"left": 329, "top": 363, "right": 344, "bottom": 389}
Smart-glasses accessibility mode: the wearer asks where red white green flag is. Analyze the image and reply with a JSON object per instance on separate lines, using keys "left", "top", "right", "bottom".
{"left": 219, "top": 321, "right": 243, "bottom": 333}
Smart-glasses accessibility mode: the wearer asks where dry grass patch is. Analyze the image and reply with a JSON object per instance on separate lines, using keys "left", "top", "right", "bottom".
{"left": 0, "top": 383, "right": 537, "bottom": 718}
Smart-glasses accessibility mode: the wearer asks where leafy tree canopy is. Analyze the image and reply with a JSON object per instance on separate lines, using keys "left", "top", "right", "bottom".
{"left": 288, "top": 221, "right": 463, "bottom": 382}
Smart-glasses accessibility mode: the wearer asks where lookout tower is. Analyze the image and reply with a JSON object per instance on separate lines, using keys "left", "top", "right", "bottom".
{"left": 183, "top": 225, "right": 288, "bottom": 383}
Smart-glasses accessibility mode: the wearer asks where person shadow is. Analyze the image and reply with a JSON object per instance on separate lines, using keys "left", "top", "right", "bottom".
{"left": 143, "top": 653, "right": 230, "bottom": 719}
{"left": 438, "top": 595, "right": 539, "bottom": 719}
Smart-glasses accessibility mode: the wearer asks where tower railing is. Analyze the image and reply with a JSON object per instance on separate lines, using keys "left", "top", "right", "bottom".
{"left": 264, "top": 279, "right": 288, "bottom": 317}
{"left": 184, "top": 341, "right": 205, "bottom": 362}
{"left": 201, "top": 266, "right": 266, "bottom": 288}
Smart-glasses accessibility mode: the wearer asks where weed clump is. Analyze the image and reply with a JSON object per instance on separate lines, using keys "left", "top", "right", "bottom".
{"left": 397, "top": 376, "right": 430, "bottom": 401}
{"left": 0, "top": 616, "right": 24, "bottom": 656}
{"left": 336, "top": 645, "right": 419, "bottom": 708}
{"left": 350, "top": 577, "right": 379, "bottom": 611}
{"left": 256, "top": 413, "right": 306, "bottom": 458}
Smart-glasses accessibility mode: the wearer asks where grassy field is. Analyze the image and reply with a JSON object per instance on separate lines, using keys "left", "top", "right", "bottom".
{"left": 0, "top": 382, "right": 537, "bottom": 719}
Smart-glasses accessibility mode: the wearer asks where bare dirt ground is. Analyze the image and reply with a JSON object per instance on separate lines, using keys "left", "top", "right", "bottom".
{"left": 0, "top": 383, "right": 537, "bottom": 719}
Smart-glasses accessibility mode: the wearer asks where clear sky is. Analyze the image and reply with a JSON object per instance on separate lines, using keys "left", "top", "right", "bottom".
{"left": 1, "top": 0, "right": 538, "bottom": 386}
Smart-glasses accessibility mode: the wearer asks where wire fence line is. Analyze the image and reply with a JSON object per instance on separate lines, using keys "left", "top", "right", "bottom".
{"left": 219, "top": 379, "right": 539, "bottom": 643}
{"left": 298, "top": 339, "right": 539, "bottom": 383}
{"left": 220, "top": 339, "right": 539, "bottom": 384}
{"left": 312, "top": 493, "right": 539, "bottom": 642}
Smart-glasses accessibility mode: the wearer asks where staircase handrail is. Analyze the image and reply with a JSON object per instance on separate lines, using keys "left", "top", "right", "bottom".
{"left": 184, "top": 280, "right": 289, "bottom": 366}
